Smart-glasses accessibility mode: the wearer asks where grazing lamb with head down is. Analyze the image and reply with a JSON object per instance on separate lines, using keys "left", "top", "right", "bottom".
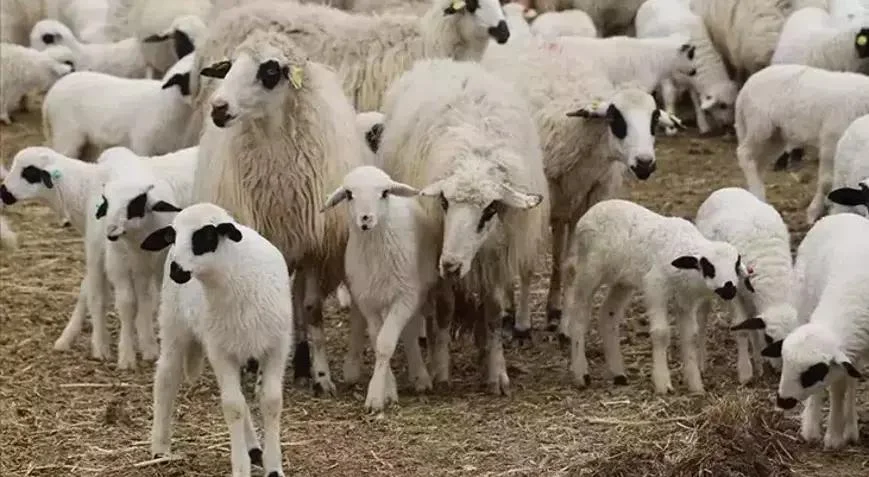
{"left": 762, "top": 213, "right": 869, "bottom": 450}
{"left": 694, "top": 187, "right": 797, "bottom": 384}
{"left": 0, "top": 43, "right": 75, "bottom": 124}
{"left": 827, "top": 114, "right": 869, "bottom": 217}
{"left": 378, "top": 58, "right": 549, "bottom": 394}
{"left": 771, "top": 7, "right": 869, "bottom": 74}
{"left": 194, "top": 28, "right": 366, "bottom": 396}
{"left": 562, "top": 199, "right": 753, "bottom": 394}
{"left": 141, "top": 203, "right": 292, "bottom": 477}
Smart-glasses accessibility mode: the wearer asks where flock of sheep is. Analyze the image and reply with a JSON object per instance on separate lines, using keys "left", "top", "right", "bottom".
{"left": 1, "top": 0, "right": 868, "bottom": 475}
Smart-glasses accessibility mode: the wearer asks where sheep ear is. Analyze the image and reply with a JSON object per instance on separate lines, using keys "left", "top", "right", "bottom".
{"left": 500, "top": 184, "right": 543, "bottom": 209}
{"left": 671, "top": 255, "right": 699, "bottom": 270}
{"left": 658, "top": 110, "right": 686, "bottom": 130}
{"left": 200, "top": 60, "right": 232, "bottom": 79}
{"left": 320, "top": 186, "right": 348, "bottom": 212}
{"left": 743, "top": 277, "right": 756, "bottom": 293}
{"left": 216, "top": 222, "right": 242, "bottom": 242}
{"left": 418, "top": 180, "right": 445, "bottom": 197}
{"left": 151, "top": 201, "right": 182, "bottom": 212}
{"left": 140, "top": 226, "right": 176, "bottom": 251}
{"left": 731, "top": 317, "right": 766, "bottom": 331}
{"left": 388, "top": 181, "right": 419, "bottom": 197}
{"left": 827, "top": 187, "right": 866, "bottom": 206}
{"left": 443, "top": 0, "right": 467, "bottom": 15}
{"left": 162, "top": 73, "right": 191, "bottom": 97}
{"left": 761, "top": 339, "right": 783, "bottom": 358}
{"left": 40, "top": 169, "right": 54, "bottom": 189}
{"left": 839, "top": 361, "right": 863, "bottom": 380}
{"left": 566, "top": 100, "right": 609, "bottom": 119}
{"left": 172, "top": 30, "right": 194, "bottom": 59}
{"left": 143, "top": 33, "right": 170, "bottom": 43}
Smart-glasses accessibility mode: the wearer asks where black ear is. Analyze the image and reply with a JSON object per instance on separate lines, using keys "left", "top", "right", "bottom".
{"left": 800, "top": 362, "right": 829, "bottom": 388}
{"left": 842, "top": 361, "right": 863, "bottom": 379}
{"left": 216, "top": 222, "right": 242, "bottom": 242}
{"left": 95, "top": 195, "right": 108, "bottom": 219}
{"left": 731, "top": 317, "right": 766, "bottom": 331}
{"left": 761, "top": 339, "right": 783, "bottom": 358}
{"left": 41, "top": 169, "right": 54, "bottom": 189}
{"left": 172, "top": 30, "right": 194, "bottom": 59}
{"left": 744, "top": 277, "right": 756, "bottom": 293}
{"left": 671, "top": 256, "right": 699, "bottom": 270}
{"left": 162, "top": 72, "right": 191, "bottom": 96}
{"left": 140, "top": 226, "right": 176, "bottom": 251}
{"left": 126, "top": 192, "right": 148, "bottom": 219}
{"left": 827, "top": 187, "right": 867, "bottom": 206}
{"left": 191, "top": 224, "right": 219, "bottom": 255}
{"left": 143, "top": 33, "right": 170, "bottom": 43}
{"left": 151, "top": 200, "right": 182, "bottom": 212}
{"left": 366, "top": 123, "right": 383, "bottom": 153}
{"left": 201, "top": 60, "right": 232, "bottom": 79}
{"left": 698, "top": 257, "right": 716, "bottom": 278}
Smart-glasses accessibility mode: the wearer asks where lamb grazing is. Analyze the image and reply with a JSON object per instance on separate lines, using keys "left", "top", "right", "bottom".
{"left": 771, "top": 7, "right": 869, "bottom": 74}
{"left": 378, "top": 58, "right": 549, "bottom": 394}
{"left": 193, "top": 29, "right": 366, "bottom": 396}
{"left": 762, "top": 213, "right": 869, "bottom": 450}
{"left": 321, "top": 166, "right": 438, "bottom": 411}
{"left": 733, "top": 64, "right": 869, "bottom": 224}
{"left": 0, "top": 166, "right": 18, "bottom": 251}
{"left": 694, "top": 187, "right": 798, "bottom": 384}
{"left": 0, "top": 43, "right": 75, "bottom": 125}
{"left": 635, "top": 0, "right": 739, "bottom": 135}
{"left": 355, "top": 111, "right": 385, "bottom": 154}
{"left": 1, "top": 0, "right": 110, "bottom": 45}
{"left": 827, "top": 114, "right": 869, "bottom": 216}
{"left": 29, "top": 19, "right": 149, "bottom": 78}
{"left": 128, "top": 0, "right": 211, "bottom": 76}
{"left": 42, "top": 53, "right": 197, "bottom": 158}
{"left": 561, "top": 199, "right": 753, "bottom": 393}
{"left": 483, "top": 37, "right": 685, "bottom": 337}
{"left": 141, "top": 203, "right": 292, "bottom": 477}
{"left": 529, "top": 9, "right": 598, "bottom": 40}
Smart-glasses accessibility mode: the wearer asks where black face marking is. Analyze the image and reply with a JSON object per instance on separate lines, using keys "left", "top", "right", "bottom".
{"left": 200, "top": 60, "right": 231, "bottom": 79}
{"left": 42, "top": 33, "right": 56, "bottom": 44}
{"left": 800, "top": 362, "right": 829, "bottom": 388}
{"left": 0, "top": 185, "right": 16, "bottom": 205}
{"left": 476, "top": 201, "right": 499, "bottom": 233}
{"left": 21, "top": 165, "right": 44, "bottom": 184}
{"left": 257, "top": 60, "right": 283, "bottom": 90}
{"left": 366, "top": 123, "right": 383, "bottom": 153}
{"left": 715, "top": 281, "right": 736, "bottom": 300}
{"left": 761, "top": 339, "right": 783, "bottom": 358}
{"left": 169, "top": 260, "right": 191, "bottom": 284}
{"left": 650, "top": 109, "right": 660, "bottom": 135}
{"left": 95, "top": 195, "right": 108, "bottom": 219}
{"left": 699, "top": 257, "right": 715, "bottom": 278}
{"left": 172, "top": 30, "right": 194, "bottom": 59}
{"left": 606, "top": 104, "right": 627, "bottom": 139}
{"left": 161, "top": 72, "right": 191, "bottom": 96}
{"left": 671, "top": 256, "right": 699, "bottom": 270}
{"left": 439, "top": 193, "right": 449, "bottom": 211}
{"left": 191, "top": 224, "right": 220, "bottom": 255}
{"left": 126, "top": 192, "right": 148, "bottom": 219}
{"left": 140, "top": 225, "right": 176, "bottom": 251}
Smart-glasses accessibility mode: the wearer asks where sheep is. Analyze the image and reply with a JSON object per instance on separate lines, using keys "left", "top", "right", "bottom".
{"left": 694, "top": 187, "right": 798, "bottom": 385}
{"left": 42, "top": 52, "right": 197, "bottom": 159}
{"left": 378, "top": 58, "right": 549, "bottom": 394}
{"left": 0, "top": 166, "right": 18, "bottom": 251}
{"left": 1, "top": 0, "right": 110, "bottom": 45}
{"left": 830, "top": 0, "right": 869, "bottom": 22}
{"left": 193, "top": 29, "right": 367, "bottom": 396}
{"left": 29, "top": 19, "right": 149, "bottom": 78}
{"left": 140, "top": 14, "right": 209, "bottom": 67}
{"left": 771, "top": 7, "right": 869, "bottom": 74}
{"left": 321, "top": 166, "right": 438, "bottom": 411}
{"left": 140, "top": 203, "right": 291, "bottom": 477}
{"left": 827, "top": 114, "right": 869, "bottom": 216}
{"left": 635, "top": 0, "right": 739, "bottom": 135}
{"left": 561, "top": 199, "right": 753, "bottom": 393}
{"left": 483, "top": 37, "right": 685, "bottom": 337}
{"left": 0, "top": 43, "right": 75, "bottom": 125}
{"left": 532, "top": 0, "right": 646, "bottom": 37}
{"left": 128, "top": 0, "right": 212, "bottom": 76}
{"left": 529, "top": 9, "right": 598, "bottom": 39}
{"left": 733, "top": 64, "right": 869, "bottom": 224}
{"left": 762, "top": 212, "right": 869, "bottom": 450}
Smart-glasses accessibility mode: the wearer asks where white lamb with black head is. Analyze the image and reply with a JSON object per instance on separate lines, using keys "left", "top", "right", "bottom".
{"left": 561, "top": 199, "right": 753, "bottom": 394}
{"left": 827, "top": 114, "right": 869, "bottom": 217}
{"left": 141, "top": 203, "right": 292, "bottom": 477}
{"left": 762, "top": 213, "right": 869, "bottom": 450}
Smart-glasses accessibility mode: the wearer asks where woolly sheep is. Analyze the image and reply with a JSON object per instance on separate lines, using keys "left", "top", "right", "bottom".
{"left": 42, "top": 53, "right": 197, "bottom": 158}
{"left": 561, "top": 199, "right": 753, "bottom": 393}
{"left": 530, "top": 9, "right": 598, "bottom": 39}
{"left": 194, "top": 29, "right": 366, "bottom": 396}
{"left": 378, "top": 58, "right": 549, "bottom": 394}
{"left": 762, "top": 213, "right": 869, "bottom": 450}
{"left": 1, "top": 0, "right": 110, "bottom": 45}
{"left": 140, "top": 203, "right": 292, "bottom": 476}
{"left": 827, "top": 114, "right": 869, "bottom": 216}
{"left": 694, "top": 187, "right": 798, "bottom": 384}
{"left": 30, "top": 19, "right": 149, "bottom": 78}
{"left": 733, "top": 64, "right": 869, "bottom": 224}
{"left": 483, "top": 38, "right": 685, "bottom": 336}
{"left": 0, "top": 43, "right": 75, "bottom": 124}
{"left": 771, "top": 7, "right": 869, "bottom": 74}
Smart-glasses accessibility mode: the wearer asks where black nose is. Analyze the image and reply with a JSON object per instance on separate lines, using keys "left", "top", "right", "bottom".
{"left": 631, "top": 158, "right": 656, "bottom": 181}
{"left": 361, "top": 224, "right": 369, "bottom": 231}
{"left": 211, "top": 103, "right": 232, "bottom": 128}
{"left": 442, "top": 261, "right": 461, "bottom": 277}
{"left": 361, "top": 214, "right": 370, "bottom": 221}
{"left": 107, "top": 234, "right": 120, "bottom": 242}
{"left": 169, "top": 261, "right": 192, "bottom": 284}
{"left": 776, "top": 395, "right": 798, "bottom": 410}
{"left": 688, "top": 68, "right": 697, "bottom": 76}
{"left": 42, "top": 33, "right": 55, "bottom": 44}
{"left": 715, "top": 281, "right": 737, "bottom": 300}
{"left": 488, "top": 20, "right": 510, "bottom": 44}
{"left": 0, "top": 185, "right": 17, "bottom": 205}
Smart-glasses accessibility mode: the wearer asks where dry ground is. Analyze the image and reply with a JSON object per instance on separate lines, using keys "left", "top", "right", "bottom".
{"left": 1, "top": 107, "right": 867, "bottom": 477}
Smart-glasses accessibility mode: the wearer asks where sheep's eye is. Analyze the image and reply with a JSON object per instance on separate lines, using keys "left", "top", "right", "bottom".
{"left": 718, "top": 103, "right": 728, "bottom": 110}
{"left": 21, "top": 165, "right": 43, "bottom": 184}
{"left": 63, "top": 60, "right": 74, "bottom": 68}
{"left": 345, "top": 190, "right": 353, "bottom": 201}
{"left": 477, "top": 201, "right": 498, "bottom": 232}
{"left": 439, "top": 193, "right": 448, "bottom": 211}
{"left": 257, "top": 60, "right": 283, "bottom": 90}
{"left": 381, "top": 190, "right": 389, "bottom": 199}
{"left": 42, "top": 33, "right": 55, "bottom": 44}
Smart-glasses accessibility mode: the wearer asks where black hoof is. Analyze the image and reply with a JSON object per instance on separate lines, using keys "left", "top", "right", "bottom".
{"left": 557, "top": 332, "right": 570, "bottom": 348}
{"left": 583, "top": 374, "right": 591, "bottom": 387}
{"left": 513, "top": 327, "right": 532, "bottom": 341}
{"left": 249, "top": 448, "right": 263, "bottom": 467}
{"left": 613, "top": 375, "right": 628, "bottom": 386}
{"left": 418, "top": 337, "right": 427, "bottom": 349}
{"left": 546, "top": 309, "right": 562, "bottom": 331}
{"left": 61, "top": 220, "right": 72, "bottom": 228}
{"left": 773, "top": 151, "right": 789, "bottom": 171}
{"left": 292, "top": 341, "right": 312, "bottom": 380}
{"left": 501, "top": 310, "right": 516, "bottom": 331}
{"left": 267, "top": 472, "right": 283, "bottom": 477}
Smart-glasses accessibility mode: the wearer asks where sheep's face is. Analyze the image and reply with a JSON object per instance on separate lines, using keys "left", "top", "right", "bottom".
{"left": 29, "top": 20, "right": 69, "bottom": 51}
{"left": 0, "top": 147, "right": 58, "bottom": 206}
{"left": 42, "top": 45, "right": 76, "bottom": 78}
{"left": 699, "top": 82, "right": 738, "bottom": 127}
{"left": 827, "top": 181, "right": 869, "bottom": 214}
{"left": 566, "top": 89, "right": 684, "bottom": 181}
{"left": 99, "top": 180, "right": 182, "bottom": 242}
{"left": 320, "top": 166, "right": 419, "bottom": 232}
{"left": 443, "top": 0, "right": 510, "bottom": 45}
{"left": 673, "top": 43, "right": 697, "bottom": 80}
{"left": 160, "top": 53, "right": 196, "bottom": 104}
{"left": 670, "top": 242, "right": 751, "bottom": 301}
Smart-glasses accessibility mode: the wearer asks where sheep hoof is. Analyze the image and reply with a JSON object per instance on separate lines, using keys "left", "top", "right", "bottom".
{"left": 418, "top": 336, "right": 427, "bottom": 349}
{"left": 613, "top": 375, "right": 628, "bottom": 386}
{"left": 267, "top": 471, "right": 285, "bottom": 477}
{"left": 545, "top": 309, "right": 561, "bottom": 331}
{"left": 772, "top": 152, "right": 790, "bottom": 171}
{"left": 512, "top": 327, "right": 532, "bottom": 342}
{"left": 557, "top": 332, "right": 570, "bottom": 349}
{"left": 249, "top": 448, "right": 263, "bottom": 467}
{"left": 292, "top": 341, "right": 312, "bottom": 380}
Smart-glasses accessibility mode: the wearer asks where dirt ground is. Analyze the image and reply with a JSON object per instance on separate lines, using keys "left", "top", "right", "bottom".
{"left": 1, "top": 106, "right": 867, "bottom": 477}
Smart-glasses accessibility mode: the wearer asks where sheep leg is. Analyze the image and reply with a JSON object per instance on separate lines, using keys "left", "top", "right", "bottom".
{"left": 304, "top": 270, "right": 336, "bottom": 397}
{"left": 660, "top": 79, "right": 679, "bottom": 136}
{"left": 54, "top": 283, "right": 88, "bottom": 351}
{"left": 87, "top": 258, "right": 111, "bottom": 360}
{"left": 806, "top": 139, "right": 836, "bottom": 224}
{"left": 512, "top": 265, "right": 534, "bottom": 342}
{"left": 696, "top": 300, "right": 710, "bottom": 372}
{"left": 801, "top": 393, "right": 824, "bottom": 443}
{"left": 729, "top": 299, "right": 754, "bottom": 384}
{"left": 290, "top": 273, "right": 311, "bottom": 383}
{"left": 678, "top": 300, "right": 704, "bottom": 394}
{"left": 341, "top": 304, "right": 366, "bottom": 385}
{"left": 824, "top": 378, "right": 848, "bottom": 450}
{"left": 241, "top": 401, "right": 261, "bottom": 467}
{"left": 259, "top": 343, "right": 290, "bottom": 476}
{"left": 599, "top": 284, "right": 632, "bottom": 386}
{"left": 366, "top": 301, "right": 416, "bottom": 411}
{"left": 688, "top": 88, "right": 711, "bottom": 135}
{"left": 546, "top": 220, "right": 569, "bottom": 332}
{"left": 112, "top": 277, "right": 138, "bottom": 370}
{"left": 483, "top": 288, "right": 510, "bottom": 396}
{"left": 401, "top": 313, "right": 431, "bottom": 393}
{"left": 432, "top": 283, "right": 453, "bottom": 386}
{"left": 644, "top": 278, "right": 673, "bottom": 394}
{"left": 150, "top": 329, "right": 190, "bottom": 458}
{"left": 132, "top": 274, "right": 159, "bottom": 361}
{"left": 562, "top": 255, "right": 596, "bottom": 388}
{"left": 737, "top": 142, "right": 767, "bottom": 202}
{"left": 843, "top": 379, "right": 859, "bottom": 444}
{"left": 210, "top": 350, "right": 252, "bottom": 477}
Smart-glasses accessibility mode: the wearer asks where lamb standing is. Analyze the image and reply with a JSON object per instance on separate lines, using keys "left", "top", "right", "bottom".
{"left": 0, "top": 43, "right": 75, "bottom": 124}
{"left": 771, "top": 7, "right": 869, "bottom": 74}
{"left": 0, "top": 165, "right": 18, "bottom": 251}
{"left": 827, "top": 114, "right": 869, "bottom": 216}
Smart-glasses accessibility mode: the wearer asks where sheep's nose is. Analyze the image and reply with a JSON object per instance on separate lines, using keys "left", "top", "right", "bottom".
{"left": 776, "top": 394, "right": 798, "bottom": 410}
{"left": 0, "top": 185, "right": 17, "bottom": 205}
{"left": 715, "top": 281, "right": 737, "bottom": 300}
{"left": 211, "top": 101, "right": 232, "bottom": 128}
{"left": 441, "top": 260, "right": 462, "bottom": 278}
{"left": 631, "top": 155, "right": 656, "bottom": 180}
{"left": 169, "top": 261, "right": 192, "bottom": 284}
{"left": 42, "top": 33, "right": 55, "bottom": 44}
{"left": 361, "top": 214, "right": 371, "bottom": 222}
{"left": 488, "top": 20, "right": 510, "bottom": 44}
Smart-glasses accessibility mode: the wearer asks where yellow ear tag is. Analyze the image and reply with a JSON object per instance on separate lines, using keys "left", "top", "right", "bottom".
{"left": 289, "top": 66, "right": 304, "bottom": 89}
{"left": 857, "top": 35, "right": 868, "bottom": 46}
{"left": 452, "top": 0, "right": 466, "bottom": 10}
{"left": 591, "top": 100, "right": 601, "bottom": 111}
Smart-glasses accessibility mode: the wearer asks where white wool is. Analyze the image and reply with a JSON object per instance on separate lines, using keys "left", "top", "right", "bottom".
{"left": 562, "top": 199, "right": 751, "bottom": 394}
{"left": 569, "top": 0, "right": 647, "bottom": 37}
{"left": 0, "top": 43, "right": 74, "bottom": 124}
{"left": 1, "top": 0, "right": 110, "bottom": 45}
{"left": 827, "top": 114, "right": 869, "bottom": 216}
{"left": 530, "top": 9, "right": 598, "bottom": 40}
{"left": 128, "top": 0, "right": 211, "bottom": 75}
{"left": 829, "top": 0, "right": 869, "bottom": 22}
{"left": 0, "top": 166, "right": 18, "bottom": 251}
{"left": 772, "top": 7, "right": 869, "bottom": 73}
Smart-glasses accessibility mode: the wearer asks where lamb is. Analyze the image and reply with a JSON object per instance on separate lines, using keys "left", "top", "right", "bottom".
{"left": 534, "top": 0, "right": 646, "bottom": 37}
{"left": 0, "top": 43, "right": 75, "bottom": 124}
{"left": 635, "top": 0, "right": 739, "bottom": 135}
{"left": 193, "top": 29, "right": 366, "bottom": 395}
{"left": 483, "top": 37, "right": 685, "bottom": 337}
{"left": 29, "top": 19, "right": 149, "bottom": 78}
{"left": 140, "top": 14, "right": 208, "bottom": 67}
{"left": 733, "top": 64, "right": 869, "bottom": 224}
{"left": 762, "top": 212, "right": 869, "bottom": 450}
{"left": 321, "top": 166, "right": 438, "bottom": 411}
{"left": 529, "top": 9, "right": 598, "bottom": 40}
{"left": 0, "top": 166, "right": 18, "bottom": 251}
{"left": 127, "top": 0, "right": 212, "bottom": 76}
{"left": 561, "top": 199, "right": 753, "bottom": 393}
{"left": 42, "top": 52, "right": 197, "bottom": 158}
{"left": 1, "top": 0, "right": 110, "bottom": 45}
{"left": 771, "top": 7, "right": 869, "bottom": 74}
{"left": 827, "top": 114, "right": 869, "bottom": 216}
{"left": 140, "top": 203, "right": 291, "bottom": 477}
{"left": 694, "top": 187, "right": 798, "bottom": 384}
{"left": 378, "top": 58, "right": 549, "bottom": 394}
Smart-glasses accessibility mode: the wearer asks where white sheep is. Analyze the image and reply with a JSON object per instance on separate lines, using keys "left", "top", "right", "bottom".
{"left": 762, "top": 212, "right": 869, "bottom": 450}
{"left": 771, "top": 7, "right": 869, "bottom": 74}
{"left": 827, "top": 114, "right": 869, "bottom": 216}
{"left": 554, "top": 0, "right": 647, "bottom": 37}
{"left": 140, "top": 203, "right": 291, "bottom": 477}
{"left": 127, "top": 0, "right": 212, "bottom": 76}
{"left": 1, "top": 0, "right": 110, "bottom": 45}
{"left": 0, "top": 43, "right": 75, "bottom": 124}
{"left": 29, "top": 19, "right": 149, "bottom": 78}
{"left": 378, "top": 58, "right": 549, "bottom": 394}
{"left": 561, "top": 199, "right": 752, "bottom": 394}
{"left": 694, "top": 187, "right": 798, "bottom": 384}
{"left": 733, "top": 64, "right": 869, "bottom": 224}
{"left": 193, "top": 29, "right": 366, "bottom": 396}
{"left": 830, "top": 0, "right": 869, "bottom": 22}
{"left": 530, "top": 9, "right": 598, "bottom": 40}
{"left": 321, "top": 166, "right": 438, "bottom": 411}
{"left": 42, "top": 53, "right": 197, "bottom": 158}
{"left": 0, "top": 165, "right": 18, "bottom": 251}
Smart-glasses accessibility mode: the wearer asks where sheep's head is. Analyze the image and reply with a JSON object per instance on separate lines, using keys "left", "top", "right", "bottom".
{"left": 42, "top": 45, "right": 76, "bottom": 78}
{"left": 731, "top": 302, "right": 799, "bottom": 369}
{"left": 320, "top": 166, "right": 419, "bottom": 232}
{"left": 699, "top": 81, "right": 738, "bottom": 128}
{"left": 442, "top": 0, "right": 510, "bottom": 45}
{"left": 670, "top": 241, "right": 752, "bottom": 301}
{"left": 140, "top": 203, "right": 243, "bottom": 284}
{"left": 29, "top": 19, "right": 72, "bottom": 51}
{"left": 142, "top": 14, "right": 206, "bottom": 61}
{"left": 98, "top": 179, "right": 181, "bottom": 242}
{"left": 203, "top": 31, "right": 307, "bottom": 128}
{"left": 418, "top": 159, "right": 542, "bottom": 279}
{"left": 762, "top": 323, "right": 863, "bottom": 409}
{"left": 566, "top": 88, "right": 683, "bottom": 181}
{"left": 827, "top": 180, "right": 869, "bottom": 212}
{"left": 1, "top": 147, "right": 62, "bottom": 206}
{"left": 160, "top": 52, "right": 196, "bottom": 103}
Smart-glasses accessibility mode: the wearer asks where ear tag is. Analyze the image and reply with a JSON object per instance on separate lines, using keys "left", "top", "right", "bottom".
{"left": 452, "top": 0, "right": 466, "bottom": 10}
{"left": 857, "top": 35, "right": 867, "bottom": 46}
{"left": 50, "top": 169, "right": 62, "bottom": 180}
{"left": 289, "top": 65, "right": 304, "bottom": 89}
{"left": 747, "top": 266, "right": 754, "bottom": 275}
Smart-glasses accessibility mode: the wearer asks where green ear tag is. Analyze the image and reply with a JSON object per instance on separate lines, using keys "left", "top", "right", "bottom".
{"left": 50, "top": 169, "right": 62, "bottom": 180}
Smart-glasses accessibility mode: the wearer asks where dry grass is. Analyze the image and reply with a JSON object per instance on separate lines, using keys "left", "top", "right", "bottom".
{"left": 1, "top": 105, "right": 867, "bottom": 477}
